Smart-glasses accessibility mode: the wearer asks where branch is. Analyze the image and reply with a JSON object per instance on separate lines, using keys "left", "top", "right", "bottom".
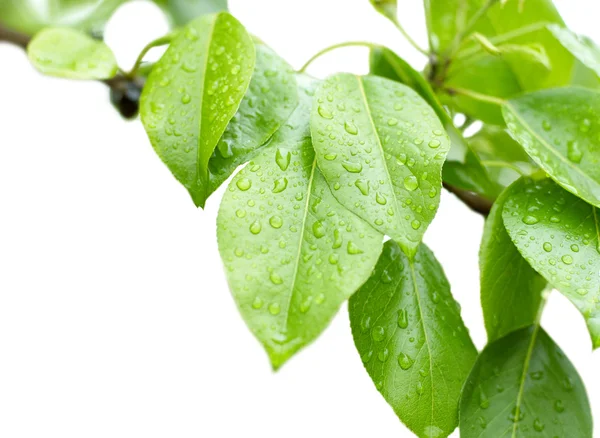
{"left": 0, "top": 23, "right": 144, "bottom": 118}
{"left": 443, "top": 182, "right": 493, "bottom": 216}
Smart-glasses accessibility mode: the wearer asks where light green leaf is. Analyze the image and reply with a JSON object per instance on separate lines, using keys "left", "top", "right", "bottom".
{"left": 424, "top": 0, "right": 485, "bottom": 54}
{"left": 349, "top": 240, "right": 477, "bottom": 438}
{"left": 460, "top": 326, "right": 592, "bottom": 437}
{"left": 548, "top": 25, "right": 600, "bottom": 79}
{"left": 154, "top": 0, "right": 228, "bottom": 26}
{"left": 310, "top": 74, "right": 450, "bottom": 257}
{"left": 140, "top": 12, "right": 255, "bottom": 208}
{"left": 480, "top": 185, "right": 546, "bottom": 342}
{"left": 27, "top": 27, "right": 117, "bottom": 79}
{"left": 369, "top": 0, "right": 397, "bottom": 22}
{"left": 503, "top": 87, "right": 600, "bottom": 208}
{"left": 0, "top": 0, "right": 125, "bottom": 36}
{"left": 217, "top": 76, "right": 383, "bottom": 370}
{"left": 502, "top": 178, "right": 600, "bottom": 348}
{"left": 207, "top": 44, "right": 299, "bottom": 195}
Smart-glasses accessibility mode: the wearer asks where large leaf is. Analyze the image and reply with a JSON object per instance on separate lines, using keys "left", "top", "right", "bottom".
{"left": 154, "top": 0, "right": 228, "bottom": 26}
{"left": 548, "top": 25, "right": 600, "bottom": 79}
{"left": 310, "top": 74, "right": 450, "bottom": 257}
{"left": 503, "top": 87, "right": 600, "bottom": 208}
{"left": 0, "top": 0, "right": 125, "bottom": 36}
{"left": 460, "top": 326, "right": 592, "bottom": 437}
{"left": 140, "top": 12, "right": 255, "bottom": 208}
{"left": 27, "top": 27, "right": 117, "bottom": 80}
{"left": 217, "top": 76, "right": 383, "bottom": 370}
{"left": 502, "top": 178, "right": 600, "bottom": 348}
{"left": 208, "top": 44, "right": 298, "bottom": 195}
{"left": 349, "top": 240, "right": 477, "bottom": 438}
{"left": 480, "top": 185, "right": 546, "bottom": 342}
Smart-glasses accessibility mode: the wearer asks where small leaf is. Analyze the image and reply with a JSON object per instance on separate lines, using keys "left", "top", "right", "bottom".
{"left": 548, "top": 25, "right": 600, "bottom": 79}
{"left": 503, "top": 87, "right": 600, "bottom": 208}
{"left": 310, "top": 74, "right": 450, "bottom": 257}
{"left": 349, "top": 240, "right": 477, "bottom": 438}
{"left": 155, "top": 0, "right": 228, "bottom": 26}
{"left": 460, "top": 326, "right": 592, "bottom": 437}
{"left": 27, "top": 27, "right": 117, "bottom": 80}
{"left": 140, "top": 12, "right": 255, "bottom": 208}
{"left": 217, "top": 76, "right": 383, "bottom": 369}
{"left": 480, "top": 185, "right": 546, "bottom": 342}
{"left": 208, "top": 44, "right": 299, "bottom": 195}
{"left": 369, "top": 0, "right": 397, "bottom": 22}
{"left": 502, "top": 178, "right": 600, "bottom": 348}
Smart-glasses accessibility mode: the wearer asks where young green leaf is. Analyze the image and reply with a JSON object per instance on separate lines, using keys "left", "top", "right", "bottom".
{"left": 349, "top": 240, "right": 477, "bottom": 438}
{"left": 503, "top": 178, "right": 600, "bottom": 348}
{"left": 27, "top": 27, "right": 117, "bottom": 80}
{"left": 0, "top": 0, "right": 124, "bottom": 36}
{"left": 548, "top": 25, "right": 600, "bottom": 79}
{"left": 217, "top": 76, "right": 383, "bottom": 370}
{"left": 480, "top": 186, "right": 546, "bottom": 342}
{"left": 423, "top": 0, "right": 482, "bottom": 55}
{"left": 460, "top": 326, "right": 592, "bottom": 437}
{"left": 154, "top": 0, "right": 228, "bottom": 26}
{"left": 369, "top": 0, "right": 397, "bottom": 22}
{"left": 208, "top": 44, "right": 299, "bottom": 195}
{"left": 310, "top": 74, "right": 450, "bottom": 257}
{"left": 140, "top": 12, "right": 255, "bottom": 208}
{"left": 503, "top": 87, "right": 600, "bottom": 208}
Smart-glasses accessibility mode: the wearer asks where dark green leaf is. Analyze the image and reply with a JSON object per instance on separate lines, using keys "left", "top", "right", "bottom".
{"left": 155, "top": 0, "right": 228, "bottom": 26}
{"left": 480, "top": 185, "right": 546, "bottom": 342}
{"left": 349, "top": 240, "right": 477, "bottom": 438}
{"left": 442, "top": 150, "right": 501, "bottom": 200}
{"left": 460, "top": 326, "right": 592, "bottom": 437}
{"left": 140, "top": 12, "right": 255, "bottom": 208}
{"left": 217, "top": 76, "right": 383, "bottom": 370}
{"left": 310, "top": 74, "right": 450, "bottom": 257}
{"left": 208, "top": 44, "right": 298, "bottom": 195}
{"left": 503, "top": 87, "right": 600, "bottom": 208}
{"left": 502, "top": 178, "right": 600, "bottom": 348}
{"left": 27, "top": 27, "right": 117, "bottom": 79}
{"left": 0, "top": 0, "right": 125, "bottom": 36}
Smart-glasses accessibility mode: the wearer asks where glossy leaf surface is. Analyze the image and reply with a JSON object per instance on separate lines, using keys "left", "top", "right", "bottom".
{"left": 548, "top": 25, "right": 600, "bottom": 79}
{"left": 503, "top": 178, "right": 600, "bottom": 348}
{"left": 140, "top": 12, "right": 255, "bottom": 208}
{"left": 208, "top": 44, "right": 298, "bottom": 195}
{"left": 310, "top": 74, "right": 450, "bottom": 257}
{"left": 349, "top": 240, "right": 477, "bottom": 438}
{"left": 460, "top": 326, "right": 592, "bottom": 437}
{"left": 27, "top": 27, "right": 117, "bottom": 79}
{"left": 218, "top": 76, "right": 383, "bottom": 369}
{"left": 503, "top": 87, "right": 600, "bottom": 208}
{"left": 480, "top": 186, "right": 546, "bottom": 342}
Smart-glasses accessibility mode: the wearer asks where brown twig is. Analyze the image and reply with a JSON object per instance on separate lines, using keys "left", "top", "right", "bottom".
{"left": 443, "top": 182, "right": 493, "bottom": 216}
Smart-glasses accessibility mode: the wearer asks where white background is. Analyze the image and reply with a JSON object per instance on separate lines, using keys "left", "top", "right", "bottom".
{"left": 1, "top": 0, "right": 599, "bottom": 436}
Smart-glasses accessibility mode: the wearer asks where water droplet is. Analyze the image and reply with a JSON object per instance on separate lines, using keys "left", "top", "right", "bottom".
{"left": 543, "top": 242, "right": 552, "bottom": 252}
{"left": 272, "top": 177, "right": 288, "bottom": 193}
{"left": 580, "top": 118, "right": 592, "bottom": 133}
{"left": 324, "top": 153, "right": 337, "bottom": 161}
{"left": 236, "top": 209, "right": 246, "bottom": 218}
{"left": 522, "top": 215, "right": 539, "bottom": 225}
{"left": 397, "top": 352, "right": 414, "bottom": 370}
{"left": 428, "top": 139, "right": 441, "bottom": 149}
{"left": 344, "top": 121, "right": 358, "bottom": 135}
{"left": 270, "top": 272, "right": 283, "bottom": 285}
{"left": 355, "top": 179, "right": 370, "bottom": 195}
{"left": 360, "top": 315, "right": 371, "bottom": 333}
{"left": 269, "top": 215, "right": 283, "bottom": 229}
{"left": 250, "top": 221, "right": 262, "bottom": 234}
{"left": 554, "top": 400, "right": 565, "bottom": 413}
{"left": 236, "top": 178, "right": 251, "bottom": 191}
{"left": 570, "top": 244, "right": 579, "bottom": 252}
{"left": 562, "top": 255, "right": 573, "bottom": 265}
{"left": 275, "top": 148, "right": 291, "bottom": 171}
{"left": 361, "top": 350, "right": 373, "bottom": 363}
{"left": 387, "top": 118, "right": 399, "bottom": 126}
{"left": 342, "top": 161, "right": 363, "bottom": 173}
{"left": 509, "top": 406, "right": 524, "bottom": 422}
{"left": 312, "top": 221, "right": 325, "bottom": 238}
{"left": 404, "top": 175, "right": 419, "bottom": 191}
{"left": 479, "top": 389, "right": 490, "bottom": 409}
{"left": 371, "top": 326, "right": 385, "bottom": 342}
{"left": 376, "top": 192, "right": 387, "bottom": 205}
{"left": 397, "top": 309, "right": 408, "bottom": 328}
{"left": 378, "top": 348, "right": 389, "bottom": 362}
{"left": 318, "top": 105, "right": 333, "bottom": 119}
{"left": 252, "top": 296, "right": 263, "bottom": 309}
{"left": 411, "top": 220, "right": 422, "bottom": 230}
{"left": 347, "top": 241, "right": 363, "bottom": 254}
{"left": 181, "top": 94, "right": 191, "bottom": 104}
{"left": 533, "top": 418, "right": 545, "bottom": 432}
{"left": 542, "top": 120, "right": 552, "bottom": 131}
{"left": 416, "top": 381, "right": 424, "bottom": 395}
{"left": 530, "top": 371, "right": 544, "bottom": 380}
{"left": 333, "top": 229, "right": 343, "bottom": 249}
{"left": 567, "top": 140, "right": 583, "bottom": 163}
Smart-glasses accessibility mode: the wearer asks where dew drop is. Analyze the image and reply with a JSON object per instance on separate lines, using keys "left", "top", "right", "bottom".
{"left": 270, "top": 272, "right": 283, "bottom": 285}
{"left": 522, "top": 215, "right": 539, "bottom": 225}
{"left": 249, "top": 221, "right": 262, "bottom": 234}
{"left": 371, "top": 326, "right": 385, "bottom": 342}
{"left": 344, "top": 121, "right": 358, "bottom": 135}
{"left": 411, "top": 220, "right": 422, "bottom": 230}
{"left": 562, "top": 255, "right": 573, "bottom": 265}
{"left": 397, "top": 308, "right": 408, "bottom": 328}
{"left": 275, "top": 148, "right": 291, "bottom": 171}
{"left": 543, "top": 242, "right": 552, "bottom": 252}
{"left": 252, "top": 296, "right": 263, "bottom": 309}
{"left": 404, "top": 175, "right": 419, "bottom": 191}
{"left": 268, "top": 302, "right": 281, "bottom": 315}
{"left": 567, "top": 140, "right": 583, "bottom": 163}
{"left": 376, "top": 192, "right": 387, "bottom": 205}
{"left": 236, "top": 178, "right": 251, "bottom": 191}
{"left": 269, "top": 215, "right": 283, "bottom": 229}
{"left": 342, "top": 161, "right": 363, "bottom": 173}
{"left": 272, "top": 177, "right": 288, "bottom": 193}
{"left": 397, "top": 352, "right": 414, "bottom": 370}
{"left": 318, "top": 105, "right": 333, "bottom": 119}
{"left": 312, "top": 221, "right": 325, "bottom": 238}
{"left": 355, "top": 179, "right": 370, "bottom": 195}
{"left": 347, "top": 241, "right": 363, "bottom": 254}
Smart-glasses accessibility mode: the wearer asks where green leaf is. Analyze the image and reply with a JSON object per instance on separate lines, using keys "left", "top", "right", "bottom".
{"left": 349, "top": 240, "right": 477, "bottom": 438}
{"left": 155, "top": 0, "right": 228, "bottom": 26}
{"left": 0, "top": 0, "right": 125, "bottom": 36}
{"left": 140, "top": 12, "right": 255, "bottom": 208}
{"left": 502, "top": 178, "right": 600, "bottom": 348}
{"left": 548, "top": 25, "right": 600, "bottom": 79}
{"left": 480, "top": 186, "right": 546, "bottom": 342}
{"left": 217, "top": 76, "right": 384, "bottom": 370}
{"left": 369, "top": 0, "right": 397, "bottom": 22}
{"left": 207, "top": 44, "right": 299, "bottom": 195}
{"left": 369, "top": 47, "right": 499, "bottom": 200}
{"left": 503, "top": 87, "right": 600, "bottom": 208}
{"left": 310, "top": 74, "right": 450, "bottom": 257}
{"left": 460, "top": 326, "right": 592, "bottom": 437}
{"left": 27, "top": 27, "right": 117, "bottom": 80}
{"left": 424, "top": 0, "right": 484, "bottom": 54}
